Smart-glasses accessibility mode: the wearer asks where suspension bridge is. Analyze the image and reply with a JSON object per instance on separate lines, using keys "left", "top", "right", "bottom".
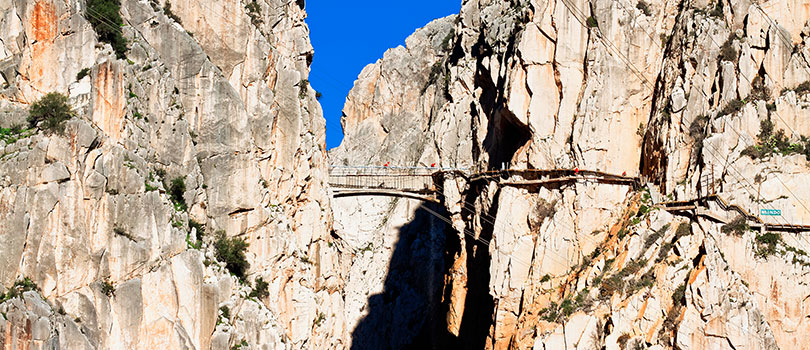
{"left": 328, "top": 165, "right": 810, "bottom": 232}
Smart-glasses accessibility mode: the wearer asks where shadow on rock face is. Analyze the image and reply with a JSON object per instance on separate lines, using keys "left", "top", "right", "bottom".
{"left": 350, "top": 204, "right": 456, "bottom": 350}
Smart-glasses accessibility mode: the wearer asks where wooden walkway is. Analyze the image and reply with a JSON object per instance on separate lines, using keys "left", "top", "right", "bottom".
{"left": 659, "top": 195, "right": 810, "bottom": 232}
{"left": 329, "top": 166, "right": 810, "bottom": 232}
{"left": 328, "top": 166, "right": 640, "bottom": 202}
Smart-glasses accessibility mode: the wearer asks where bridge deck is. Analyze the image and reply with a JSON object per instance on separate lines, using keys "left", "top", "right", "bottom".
{"left": 332, "top": 188, "right": 440, "bottom": 203}
{"left": 658, "top": 195, "right": 810, "bottom": 232}
{"left": 328, "top": 167, "right": 810, "bottom": 231}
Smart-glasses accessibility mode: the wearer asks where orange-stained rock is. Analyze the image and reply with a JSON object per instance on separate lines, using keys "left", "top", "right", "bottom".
{"left": 31, "top": 0, "right": 56, "bottom": 42}
{"left": 20, "top": 0, "right": 58, "bottom": 98}
{"left": 92, "top": 62, "right": 125, "bottom": 142}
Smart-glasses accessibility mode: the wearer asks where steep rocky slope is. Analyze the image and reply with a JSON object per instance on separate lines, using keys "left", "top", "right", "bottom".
{"left": 0, "top": 0, "right": 346, "bottom": 348}
{"left": 333, "top": 0, "right": 810, "bottom": 349}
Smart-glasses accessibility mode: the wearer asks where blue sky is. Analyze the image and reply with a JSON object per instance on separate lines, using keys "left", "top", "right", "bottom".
{"left": 306, "top": 1, "right": 460, "bottom": 149}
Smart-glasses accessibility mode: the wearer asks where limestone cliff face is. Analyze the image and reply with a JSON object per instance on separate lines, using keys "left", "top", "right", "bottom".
{"left": 334, "top": 0, "right": 810, "bottom": 349}
{"left": 0, "top": 0, "right": 344, "bottom": 349}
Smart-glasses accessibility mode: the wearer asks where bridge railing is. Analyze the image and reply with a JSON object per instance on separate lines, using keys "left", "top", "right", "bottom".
{"left": 328, "top": 166, "right": 437, "bottom": 192}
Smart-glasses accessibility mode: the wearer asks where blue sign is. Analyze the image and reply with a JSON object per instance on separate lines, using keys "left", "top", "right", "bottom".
{"left": 760, "top": 209, "right": 782, "bottom": 216}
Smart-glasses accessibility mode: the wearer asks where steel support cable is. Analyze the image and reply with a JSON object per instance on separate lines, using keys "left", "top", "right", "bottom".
{"left": 691, "top": 88, "right": 810, "bottom": 231}
{"left": 698, "top": 138, "right": 810, "bottom": 258}
{"left": 429, "top": 177, "right": 784, "bottom": 340}
{"left": 556, "top": 0, "right": 655, "bottom": 90}
{"left": 433, "top": 158, "right": 805, "bottom": 340}
{"left": 430, "top": 176, "right": 626, "bottom": 270}
{"left": 661, "top": 43, "right": 810, "bottom": 235}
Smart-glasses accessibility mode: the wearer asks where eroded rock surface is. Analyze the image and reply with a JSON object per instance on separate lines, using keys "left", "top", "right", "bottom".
{"left": 333, "top": 0, "right": 810, "bottom": 349}
{"left": 0, "top": 0, "right": 344, "bottom": 348}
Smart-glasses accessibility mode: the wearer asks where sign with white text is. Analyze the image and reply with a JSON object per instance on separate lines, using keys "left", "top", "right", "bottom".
{"left": 760, "top": 209, "right": 782, "bottom": 216}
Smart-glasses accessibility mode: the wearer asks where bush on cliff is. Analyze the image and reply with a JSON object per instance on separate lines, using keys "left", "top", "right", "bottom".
{"left": 28, "top": 92, "right": 74, "bottom": 134}
{"left": 214, "top": 231, "right": 250, "bottom": 281}
{"left": 169, "top": 177, "right": 187, "bottom": 211}
{"left": 86, "top": 0, "right": 128, "bottom": 58}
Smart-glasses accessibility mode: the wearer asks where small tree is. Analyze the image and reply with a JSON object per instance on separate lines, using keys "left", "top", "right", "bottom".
{"left": 721, "top": 215, "right": 749, "bottom": 236}
{"left": 1, "top": 277, "right": 39, "bottom": 302}
{"left": 719, "top": 36, "right": 737, "bottom": 62}
{"left": 636, "top": 0, "right": 652, "bottom": 16}
{"left": 86, "top": 0, "right": 127, "bottom": 58}
{"left": 214, "top": 231, "right": 250, "bottom": 281}
{"left": 249, "top": 277, "right": 269, "bottom": 299}
{"left": 169, "top": 177, "right": 187, "bottom": 211}
{"left": 28, "top": 92, "right": 74, "bottom": 134}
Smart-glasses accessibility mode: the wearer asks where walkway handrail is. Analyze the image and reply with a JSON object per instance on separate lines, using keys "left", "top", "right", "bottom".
{"left": 659, "top": 195, "right": 810, "bottom": 232}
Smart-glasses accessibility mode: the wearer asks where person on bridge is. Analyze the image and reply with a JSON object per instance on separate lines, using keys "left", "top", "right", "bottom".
{"left": 574, "top": 167, "right": 579, "bottom": 174}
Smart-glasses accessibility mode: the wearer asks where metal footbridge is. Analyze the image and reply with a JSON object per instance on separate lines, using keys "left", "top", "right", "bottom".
{"left": 655, "top": 172, "right": 810, "bottom": 232}
{"left": 329, "top": 165, "right": 810, "bottom": 232}
{"left": 327, "top": 166, "right": 640, "bottom": 203}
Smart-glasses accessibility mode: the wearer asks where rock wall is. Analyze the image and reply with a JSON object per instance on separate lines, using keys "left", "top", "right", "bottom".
{"left": 0, "top": 0, "right": 345, "bottom": 349}
{"left": 333, "top": 0, "right": 810, "bottom": 349}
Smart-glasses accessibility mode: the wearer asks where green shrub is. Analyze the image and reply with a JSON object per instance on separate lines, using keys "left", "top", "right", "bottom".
{"left": 169, "top": 177, "right": 187, "bottom": 211}
{"left": 644, "top": 224, "right": 669, "bottom": 250}
{"left": 758, "top": 119, "right": 774, "bottom": 143}
{"left": 636, "top": 204, "right": 650, "bottom": 217}
{"left": 249, "top": 277, "right": 269, "bottom": 299}
{"left": 163, "top": 2, "right": 182, "bottom": 24}
{"left": 717, "top": 98, "right": 743, "bottom": 117}
{"left": 314, "top": 312, "right": 326, "bottom": 326}
{"left": 657, "top": 241, "right": 674, "bottom": 261}
{"left": 219, "top": 305, "right": 230, "bottom": 322}
{"left": 560, "top": 298, "right": 574, "bottom": 317}
{"left": 744, "top": 119, "right": 808, "bottom": 159}
{"left": 620, "top": 258, "right": 647, "bottom": 277}
{"left": 709, "top": 0, "right": 724, "bottom": 18}
{"left": 76, "top": 68, "right": 91, "bottom": 80}
{"left": 100, "top": 280, "right": 115, "bottom": 297}
{"left": 755, "top": 232, "right": 782, "bottom": 258}
{"left": 600, "top": 275, "right": 623, "bottom": 298}
{"left": 750, "top": 76, "right": 771, "bottom": 101}
{"left": 721, "top": 215, "right": 749, "bottom": 236}
{"left": 28, "top": 92, "right": 74, "bottom": 134}
{"left": 794, "top": 81, "right": 810, "bottom": 95}
{"left": 144, "top": 181, "right": 158, "bottom": 192}
{"left": 671, "top": 283, "right": 686, "bottom": 304}
{"left": 441, "top": 29, "right": 456, "bottom": 51}
{"left": 86, "top": 0, "right": 127, "bottom": 58}
{"left": 719, "top": 36, "right": 737, "bottom": 62}
{"left": 189, "top": 219, "right": 204, "bottom": 241}
{"left": 586, "top": 16, "right": 598, "bottom": 28}
{"left": 245, "top": 0, "right": 262, "bottom": 26}
{"left": 214, "top": 231, "right": 250, "bottom": 280}
{"left": 231, "top": 340, "right": 249, "bottom": 350}
{"left": 1, "top": 277, "right": 39, "bottom": 302}
{"left": 675, "top": 222, "right": 692, "bottom": 238}
{"left": 636, "top": 0, "right": 652, "bottom": 16}
{"left": 659, "top": 34, "right": 670, "bottom": 48}
{"left": 298, "top": 79, "right": 309, "bottom": 99}
{"left": 539, "top": 301, "right": 559, "bottom": 322}
{"left": 628, "top": 269, "right": 655, "bottom": 293}
{"left": 0, "top": 125, "right": 32, "bottom": 144}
